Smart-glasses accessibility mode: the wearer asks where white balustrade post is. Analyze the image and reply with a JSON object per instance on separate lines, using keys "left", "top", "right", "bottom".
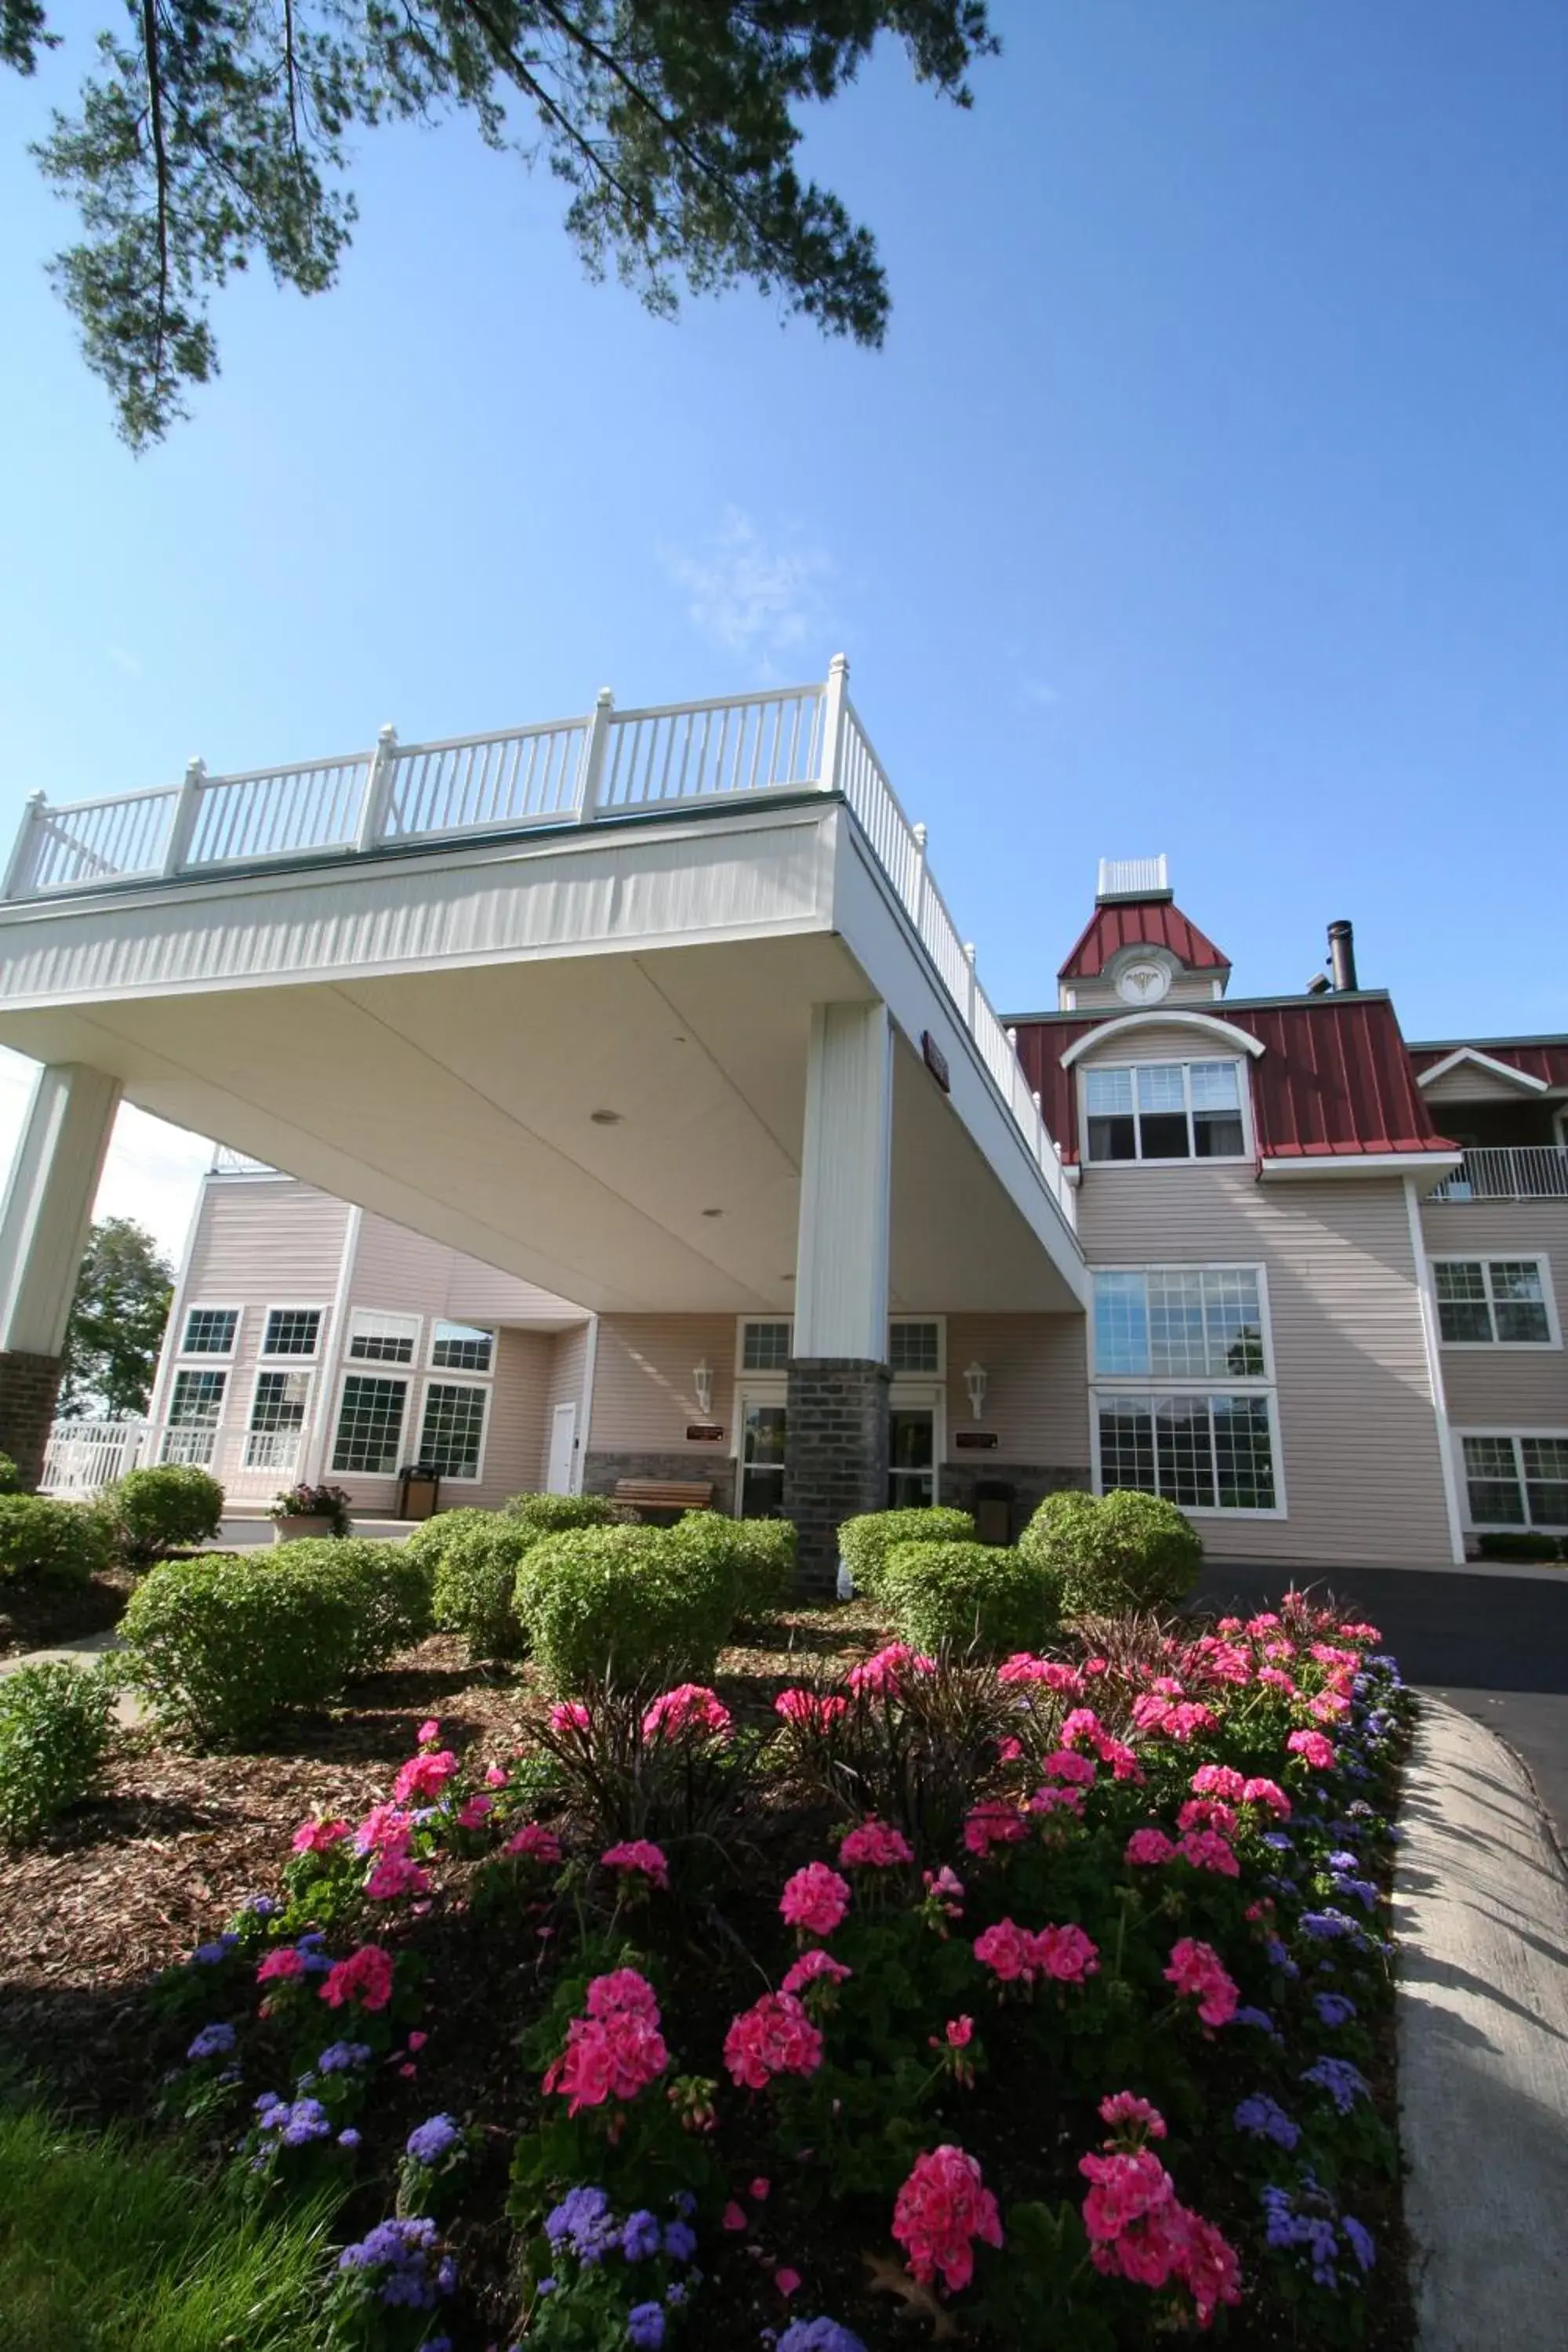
{"left": 818, "top": 652, "right": 850, "bottom": 793}
{"left": 162, "top": 759, "right": 207, "bottom": 877}
{"left": 2, "top": 793, "right": 45, "bottom": 898}
{"left": 354, "top": 725, "right": 399, "bottom": 852}
{"left": 577, "top": 689, "right": 615, "bottom": 822}
{"left": 910, "top": 821, "right": 928, "bottom": 935}
{"left": 963, "top": 941, "right": 978, "bottom": 1029}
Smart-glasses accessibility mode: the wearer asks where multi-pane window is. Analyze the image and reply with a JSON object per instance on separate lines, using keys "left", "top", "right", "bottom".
{"left": 889, "top": 1319, "right": 942, "bottom": 1374}
{"left": 1083, "top": 1060, "right": 1247, "bottom": 1163}
{"left": 430, "top": 1320, "right": 494, "bottom": 1374}
{"left": 1098, "top": 1392, "right": 1277, "bottom": 1511}
{"left": 1434, "top": 1260, "right": 1554, "bottom": 1346}
{"left": 1092, "top": 1265, "right": 1277, "bottom": 1512}
{"left": 169, "top": 1368, "right": 226, "bottom": 1425}
{"left": 418, "top": 1382, "right": 488, "bottom": 1479}
{"left": 181, "top": 1307, "right": 238, "bottom": 1356}
{"left": 245, "top": 1370, "right": 310, "bottom": 1469}
{"left": 1094, "top": 1269, "right": 1265, "bottom": 1380}
{"left": 347, "top": 1310, "right": 420, "bottom": 1365}
{"left": 262, "top": 1307, "right": 323, "bottom": 1357}
{"left": 1462, "top": 1436, "right": 1568, "bottom": 1529}
{"left": 331, "top": 1376, "right": 407, "bottom": 1475}
{"left": 742, "top": 1320, "right": 792, "bottom": 1372}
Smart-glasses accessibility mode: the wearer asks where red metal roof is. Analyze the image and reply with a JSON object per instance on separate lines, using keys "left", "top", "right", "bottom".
{"left": 1409, "top": 1040, "right": 1568, "bottom": 1091}
{"left": 1013, "top": 996, "right": 1456, "bottom": 1164}
{"left": 1058, "top": 897, "right": 1230, "bottom": 982}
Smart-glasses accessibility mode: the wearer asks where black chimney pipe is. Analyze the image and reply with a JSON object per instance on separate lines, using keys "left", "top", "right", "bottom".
{"left": 1327, "top": 920, "right": 1358, "bottom": 993}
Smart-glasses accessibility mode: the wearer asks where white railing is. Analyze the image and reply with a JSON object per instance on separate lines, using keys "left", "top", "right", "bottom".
{"left": 38, "top": 1417, "right": 301, "bottom": 1498}
{"left": 40, "top": 1418, "right": 147, "bottom": 1494}
{"left": 5, "top": 661, "right": 1075, "bottom": 1230}
{"left": 1428, "top": 1146, "right": 1568, "bottom": 1203}
{"left": 210, "top": 1145, "right": 278, "bottom": 1175}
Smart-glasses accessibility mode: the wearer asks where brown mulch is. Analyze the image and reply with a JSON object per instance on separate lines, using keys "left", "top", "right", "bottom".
{"left": 0, "top": 1567, "right": 136, "bottom": 1659}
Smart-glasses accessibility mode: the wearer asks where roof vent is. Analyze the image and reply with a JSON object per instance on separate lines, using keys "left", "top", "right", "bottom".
{"left": 1096, "top": 855, "right": 1171, "bottom": 905}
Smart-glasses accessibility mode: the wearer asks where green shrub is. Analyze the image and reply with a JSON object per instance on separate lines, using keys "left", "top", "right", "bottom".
{"left": 103, "top": 1465, "right": 224, "bottom": 1567}
{"left": 408, "top": 1509, "right": 539, "bottom": 1660}
{"left": 503, "top": 1491, "right": 630, "bottom": 1533}
{"left": 837, "top": 1506, "right": 975, "bottom": 1601}
{"left": 0, "top": 1454, "right": 20, "bottom": 1495}
{"left": 268, "top": 1537, "right": 434, "bottom": 1672}
{"left": 120, "top": 1552, "right": 366, "bottom": 1745}
{"left": 1475, "top": 1529, "right": 1563, "bottom": 1564}
{"left": 515, "top": 1524, "right": 737, "bottom": 1694}
{"left": 0, "top": 1495, "right": 115, "bottom": 1588}
{"left": 880, "top": 1539, "right": 1062, "bottom": 1657}
{"left": 1021, "top": 1488, "right": 1203, "bottom": 1615}
{"left": 670, "top": 1511, "right": 797, "bottom": 1617}
{"left": 0, "top": 1661, "right": 114, "bottom": 1844}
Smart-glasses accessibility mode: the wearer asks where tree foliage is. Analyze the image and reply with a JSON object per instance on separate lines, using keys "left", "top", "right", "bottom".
{"left": 60, "top": 1217, "right": 173, "bottom": 1419}
{"left": 5, "top": 0, "right": 997, "bottom": 448}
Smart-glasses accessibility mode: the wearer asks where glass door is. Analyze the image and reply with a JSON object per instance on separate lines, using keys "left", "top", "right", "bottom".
{"left": 888, "top": 1408, "right": 935, "bottom": 1508}
{"left": 739, "top": 1400, "right": 787, "bottom": 1517}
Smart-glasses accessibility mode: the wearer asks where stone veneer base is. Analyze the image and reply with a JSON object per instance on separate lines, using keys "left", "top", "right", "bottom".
{"left": 784, "top": 1357, "right": 891, "bottom": 1594}
{"left": 936, "top": 1461, "right": 1091, "bottom": 1541}
{"left": 582, "top": 1450, "right": 739, "bottom": 1517}
{"left": 0, "top": 1349, "right": 64, "bottom": 1490}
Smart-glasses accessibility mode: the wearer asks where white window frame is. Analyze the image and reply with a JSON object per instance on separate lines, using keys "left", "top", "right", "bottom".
{"left": 1454, "top": 1428, "right": 1568, "bottom": 1532}
{"left": 178, "top": 1303, "right": 243, "bottom": 1359}
{"left": 889, "top": 1316, "right": 947, "bottom": 1377}
{"left": 416, "top": 1375, "right": 492, "bottom": 1485}
{"left": 1430, "top": 1255, "right": 1561, "bottom": 1351}
{"left": 328, "top": 1370, "right": 411, "bottom": 1478}
{"left": 258, "top": 1302, "right": 327, "bottom": 1360}
{"left": 244, "top": 1364, "right": 314, "bottom": 1472}
{"left": 1078, "top": 1054, "right": 1254, "bottom": 1167}
{"left": 1088, "top": 1261, "right": 1284, "bottom": 1519}
{"left": 344, "top": 1308, "right": 423, "bottom": 1367}
{"left": 735, "top": 1316, "right": 793, "bottom": 1374}
{"left": 426, "top": 1318, "right": 497, "bottom": 1375}
{"left": 167, "top": 1365, "right": 229, "bottom": 1426}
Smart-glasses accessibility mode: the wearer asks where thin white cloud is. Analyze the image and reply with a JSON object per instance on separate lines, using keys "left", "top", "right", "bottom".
{"left": 1018, "top": 677, "right": 1061, "bottom": 710}
{"left": 107, "top": 644, "right": 144, "bottom": 679}
{"left": 661, "top": 507, "right": 835, "bottom": 671}
{"left": 0, "top": 1047, "right": 209, "bottom": 1269}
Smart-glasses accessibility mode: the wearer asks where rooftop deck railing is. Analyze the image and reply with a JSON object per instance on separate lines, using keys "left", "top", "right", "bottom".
{"left": 1427, "top": 1145, "right": 1568, "bottom": 1203}
{"left": 3, "top": 659, "right": 1073, "bottom": 1229}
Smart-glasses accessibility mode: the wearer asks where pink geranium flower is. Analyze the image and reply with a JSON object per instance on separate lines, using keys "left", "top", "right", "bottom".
{"left": 723, "top": 1992, "right": 824, "bottom": 2089}
{"left": 1040, "top": 1748, "right": 1097, "bottom": 1786}
{"left": 1240, "top": 1776, "right": 1291, "bottom": 1818}
{"left": 548, "top": 1700, "right": 592, "bottom": 1736}
{"left": 319, "top": 1944, "right": 395, "bottom": 2012}
{"left": 642, "top": 1683, "right": 732, "bottom": 1742}
{"left": 1175, "top": 1828, "right": 1240, "bottom": 1878}
{"left": 922, "top": 1865, "right": 967, "bottom": 1920}
{"left": 1177, "top": 1798, "right": 1237, "bottom": 1836}
{"left": 773, "top": 1689, "right": 848, "bottom": 1728}
{"left": 392, "top": 1749, "right": 458, "bottom": 1806}
{"left": 774, "top": 2267, "right": 800, "bottom": 2296}
{"left": 781, "top": 1947, "right": 852, "bottom": 1998}
{"left": 963, "top": 1798, "right": 1028, "bottom": 1857}
{"left": 290, "top": 1816, "right": 351, "bottom": 1856}
{"left": 416, "top": 1717, "right": 440, "bottom": 1745}
{"left": 1125, "top": 1828, "right": 1177, "bottom": 1867}
{"left": 543, "top": 1968, "right": 669, "bottom": 2117}
{"left": 1163, "top": 1937, "right": 1239, "bottom": 2027}
{"left": 456, "top": 1794, "right": 494, "bottom": 1831}
{"left": 503, "top": 1821, "right": 562, "bottom": 1865}
{"left": 847, "top": 1642, "right": 934, "bottom": 1697}
{"left": 365, "top": 1853, "right": 432, "bottom": 1900}
{"left": 996, "top": 1653, "right": 1084, "bottom": 1697}
{"left": 484, "top": 1763, "right": 510, "bottom": 1788}
{"left": 1098, "top": 2091, "right": 1167, "bottom": 2140}
{"left": 1189, "top": 1763, "right": 1246, "bottom": 1802}
{"left": 1287, "top": 1728, "right": 1335, "bottom": 1769}
{"left": 256, "top": 1946, "right": 306, "bottom": 1984}
{"left": 354, "top": 1803, "right": 415, "bottom": 1858}
{"left": 892, "top": 2144, "right": 1003, "bottom": 2293}
{"left": 779, "top": 1861, "right": 850, "bottom": 1936}
{"left": 601, "top": 1839, "right": 670, "bottom": 1890}
{"left": 838, "top": 1817, "right": 914, "bottom": 1870}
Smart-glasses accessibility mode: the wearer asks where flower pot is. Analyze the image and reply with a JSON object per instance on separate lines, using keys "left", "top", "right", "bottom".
{"left": 272, "top": 1515, "right": 339, "bottom": 1542}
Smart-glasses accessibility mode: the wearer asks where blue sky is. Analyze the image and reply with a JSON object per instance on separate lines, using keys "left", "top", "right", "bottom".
{"left": 0, "top": 0, "right": 1563, "bottom": 1255}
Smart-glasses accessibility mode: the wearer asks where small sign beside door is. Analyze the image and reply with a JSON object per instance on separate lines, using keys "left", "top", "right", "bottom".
{"left": 954, "top": 1430, "right": 998, "bottom": 1450}
{"left": 686, "top": 1422, "right": 724, "bottom": 1443}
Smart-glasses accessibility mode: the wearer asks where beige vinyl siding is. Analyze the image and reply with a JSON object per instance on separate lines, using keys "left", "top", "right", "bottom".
{"left": 1077, "top": 1165, "right": 1452, "bottom": 1565}
{"left": 445, "top": 1257, "right": 583, "bottom": 1327}
{"left": 462, "top": 1327, "right": 551, "bottom": 1504}
{"left": 1076, "top": 1019, "right": 1245, "bottom": 1065}
{"left": 348, "top": 1214, "right": 461, "bottom": 1328}
{"left": 1420, "top": 1063, "right": 1544, "bottom": 1108}
{"left": 154, "top": 1177, "right": 349, "bottom": 1432}
{"left": 541, "top": 1323, "right": 591, "bottom": 1488}
{"left": 942, "top": 1315, "right": 1089, "bottom": 1467}
{"left": 1070, "top": 974, "right": 1226, "bottom": 1012}
{"left": 1421, "top": 1200, "right": 1568, "bottom": 1426}
{"left": 590, "top": 1316, "right": 738, "bottom": 1455}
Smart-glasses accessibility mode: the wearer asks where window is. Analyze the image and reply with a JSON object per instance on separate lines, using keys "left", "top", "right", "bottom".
{"left": 1091, "top": 1265, "right": 1279, "bottom": 1514}
{"left": 739, "top": 1401, "right": 787, "bottom": 1517}
{"left": 430, "top": 1320, "right": 494, "bottom": 1374}
{"left": 169, "top": 1368, "right": 226, "bottom": 1425}
{"left": 246, "top": 1370, "right": 310, "bottom": 1469}
{"left": 262, "top": 1307, "right": 322, "bottom": 1358}
{"left": 742, "top": 1320, "right": 792, "bottom": 1372}
{"left": 418, "top": 1382, "right": 488, "bottom": 1479}
{"left": 1434, "top": 1260, "right": 1555, "bottom": 1347}
{"left": 331, "top": 1375, "right": 408, "bottom": 1475}
{"left": 1083, "top": 1060, "right": 1247, "bottom": 1163}
{"left": 889, "top": 1319, "right": 944, "bottom": 1375}
{"left": 1462, "top": 1435, "right": 1568, "bottom": 1530}
{"left": 181, "top": 1307, "right": 238, "bottom": 1356}
{"left": 347, "top": 1309, "right": 420, "bottom": 1366}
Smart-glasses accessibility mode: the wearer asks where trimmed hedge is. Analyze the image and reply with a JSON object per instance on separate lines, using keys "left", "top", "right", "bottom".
{"left": 670, "top": 1511, "right": 797, "bottom": 1617}
{"left": 103, "top": 1465, "right": 224, "bottom": 1566}
{"left": 502, "top": 1492, "right": 630, "bottom": 1534}
{"left": 1475, "top": 1529, "right": 1564, "bottom": 1563}
{"left": 837, "top": 1506, "right": 976, "bottom": 1601}
{"left": 0, "top": 1495, "right": 115, "bottom": 1589}
{"left": 408, "top": 1508, "right": 539, "bottom": 1660}
{"left": 514, "top": 1523, "right": 737, "bottom": 1694}
{"left": 269, "top": 1537, "right": 434, "bottom": 1671}
{"left": 0, "top": 1660, "right": 114, "bottom": 1845}
{"left": 0, "top": 1454, "right": 20, "bottom": 1496}
{"left": 1021, "top": 1488, "right": 1202, "bottom": 1616}
{"left": 881, "top": 1538, "right": 1062, "bottom": 1657}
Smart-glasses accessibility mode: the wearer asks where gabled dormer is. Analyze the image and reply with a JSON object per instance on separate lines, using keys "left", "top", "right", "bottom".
{"left": 1057, "top": 856, "right": 1232, "bottom": 1013}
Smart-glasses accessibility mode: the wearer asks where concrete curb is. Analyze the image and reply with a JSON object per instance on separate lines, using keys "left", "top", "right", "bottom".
{"left": 1396, "top": 1695, "right": 1568, "bottom": 2347}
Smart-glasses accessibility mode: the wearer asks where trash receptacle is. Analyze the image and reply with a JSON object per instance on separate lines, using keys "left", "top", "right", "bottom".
{"left": 972, "top": 1481, "right": 1014, "bottom": 1547}
{"left": 397, "top": 1463, "right": 441, "bottom": 1522}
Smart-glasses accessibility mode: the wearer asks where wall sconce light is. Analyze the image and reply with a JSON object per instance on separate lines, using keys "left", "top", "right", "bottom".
{"left": 693, "top": 1359, "right": 714, "bottom": 1417}
{"left": 964, "top": 1361, "right": 988, "bottom": 1421}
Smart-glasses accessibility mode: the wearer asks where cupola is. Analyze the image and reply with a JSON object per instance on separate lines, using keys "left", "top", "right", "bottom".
{"left": 1057, "top": 857, "right": 1232, "bottom": 1012}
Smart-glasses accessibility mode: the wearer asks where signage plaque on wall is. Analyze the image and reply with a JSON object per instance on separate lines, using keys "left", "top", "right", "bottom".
{"left": 920, "top": 1031, "right": 951, "bottom": 1094}
{"left": 954, "top": 1430, "right": 999, "bottom": 1450}
{"left": 686, "top": 1423, "right": 724, "bottom": 1443}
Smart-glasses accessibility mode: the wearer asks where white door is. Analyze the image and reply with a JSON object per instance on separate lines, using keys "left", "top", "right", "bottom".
{"left": 546, "top": 1401, "right": 577, "bottom": 1494}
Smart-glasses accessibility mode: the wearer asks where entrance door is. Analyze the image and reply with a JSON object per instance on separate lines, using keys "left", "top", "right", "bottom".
{"left": 546, "top": 1401, "right": 577, "bottom": 1495}
{"left": 888, "top": 1408, "right": 935, "bottom": 1508}
{"left": 739, "top": 1400, "right": 787, "bottom": 1518}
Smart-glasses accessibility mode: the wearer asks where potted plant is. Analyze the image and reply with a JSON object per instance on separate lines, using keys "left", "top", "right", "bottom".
{"left": 270, "top": 1482, "right": 354, "bottom": 1542}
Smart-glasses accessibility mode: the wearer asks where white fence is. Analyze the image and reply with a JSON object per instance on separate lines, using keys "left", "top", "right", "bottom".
{"left": 4, "top": 661, "right": 1074, "bottom": 1230}
{"left": 1428, "top": 1146, "right": 1568, "bottom": 1203}
{"left": 39, "top": 1418, "right": 301, "bottom": 1500}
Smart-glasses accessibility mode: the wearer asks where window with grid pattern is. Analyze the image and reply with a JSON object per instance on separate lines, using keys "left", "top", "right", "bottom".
{"left": 430, "top": 1321, "right": 494, "bottom": 1374}
{"left": 169, "top": 1368, "right": 226, "bottom": 1425}
{"left": 249, "top": 1370, "right": 311, "bottom": 1432}
{"left": 1094, "top": 1391, "right": 1276, "bottom": 1512}
{"left": 419, "top": 1382, "right": 488, "bottom": 1478}
{"left": 331, "top": 1376, "right": 407, "bottom": 1474}
{"left": 1083, "top": 1059, "right": 1246, "bottom": 1163}
{"left": 1463, "top": 1435, "right": 1568, "bottom": 1529}
{"left": 181, "top": 1307, "right": 238, "bottom": 1356}
{"left": 347, "top": 1310, "right": 420, "bottom": 1365}
{"left": 889, "top": 1320, "right": 942, "bottom": 1374}
{"left": 1435, "top": 1260, "right": 1552, "bottom": 1345}
{"left": 262, "top": 1307, "right": 323, "bottom": 1357}
{"left": 742, "top": 1321, "right": 792, "bottom": 1372}
{"left": 1094, "top": 1269, "right": 1265, "bottom": 1380}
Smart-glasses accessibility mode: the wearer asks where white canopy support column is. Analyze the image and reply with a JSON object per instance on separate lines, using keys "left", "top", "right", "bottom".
{"left": 786, "top": 1002, "right": 893, "bottom": 1588}
{"left": 0, "top": 1062, "right": 121, "bottom": 1484}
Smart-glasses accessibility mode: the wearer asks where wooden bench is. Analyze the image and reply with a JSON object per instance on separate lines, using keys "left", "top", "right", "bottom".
{"left": 612, "top": 1478, "right": 716, "bottom": 1523}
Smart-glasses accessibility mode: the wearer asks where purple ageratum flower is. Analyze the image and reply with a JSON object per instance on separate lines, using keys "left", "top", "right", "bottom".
{"left": 239, "top": 1895, "right": 280, "bottom": 1918}
{"left": 339, "top": 2129, "right": 361, "bottom": 2150}
{"left": 318, "top": 2040, "right": 373, "bottom": 2073}
{"left": 670, "top": 2190, "right": 697, "bottom": 2219}
{"left": 621, "top": 2210, "right": 662, "bottom": 2263}
{"left": 662, "top": 2220, "right": 698, "bottom": 2263}
{"left": 187, "top": 2023, "right": 237, "bottom": 2061}
{"left": 192, "top": 1934, "right": 239, "bottom": 1965}
{"left": 1299, "top": 1910, "right": 1358, "bottom": 1941}
{"left": 1234, "top": 2094, "right": 1301, "bottom": 2150}
{"left": 1232, "top": 2006, "right": 1277, "bottom": 2033}
{"left": 1302, "top": 2056, "right": 1370, "bottom": 2115}
{"left": 545, "top": 2186, "right": 617, "bottom": 2264}
{"left": 628, "top": 2304, "right": 666, "bottom": 2350}
{"left": 1327, "top": 1850, "right": 1360, "bottom": 1872}
{"left": 280, "top": 2097, "right": 332, "bottom": 2147}
{"left": 778, "top": 2322, "right": 871, "bottom": 2352}
{"left": 1342, "top": 2216, "right": 1376, "bottom": 2272}
{"left": 405, "top": 2114, "right": 463, "bottom": 2167}
{"left": 1314, "top": 1992, "right": 1357, "bottom": 2029}
{"left": 1332, "top": 1875, "right": 1381, "bottom": 1911}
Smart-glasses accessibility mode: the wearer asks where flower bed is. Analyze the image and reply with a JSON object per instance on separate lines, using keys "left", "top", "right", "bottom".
{"left": 118, "top": 1589, "right": 1415, "bottom": 2350}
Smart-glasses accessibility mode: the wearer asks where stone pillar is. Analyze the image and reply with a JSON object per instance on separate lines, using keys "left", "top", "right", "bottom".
{"left": 0, "top": 1062, "right": 122, "bottom": 1485}
{"left": 785, "top": 1002, "right": 893, "bottom": 1590}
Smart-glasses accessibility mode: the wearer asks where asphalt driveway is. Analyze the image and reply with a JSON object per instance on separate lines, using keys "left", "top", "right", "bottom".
{"left": 1194, "top": 1563, "right": 1568, "bottom": 1854}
